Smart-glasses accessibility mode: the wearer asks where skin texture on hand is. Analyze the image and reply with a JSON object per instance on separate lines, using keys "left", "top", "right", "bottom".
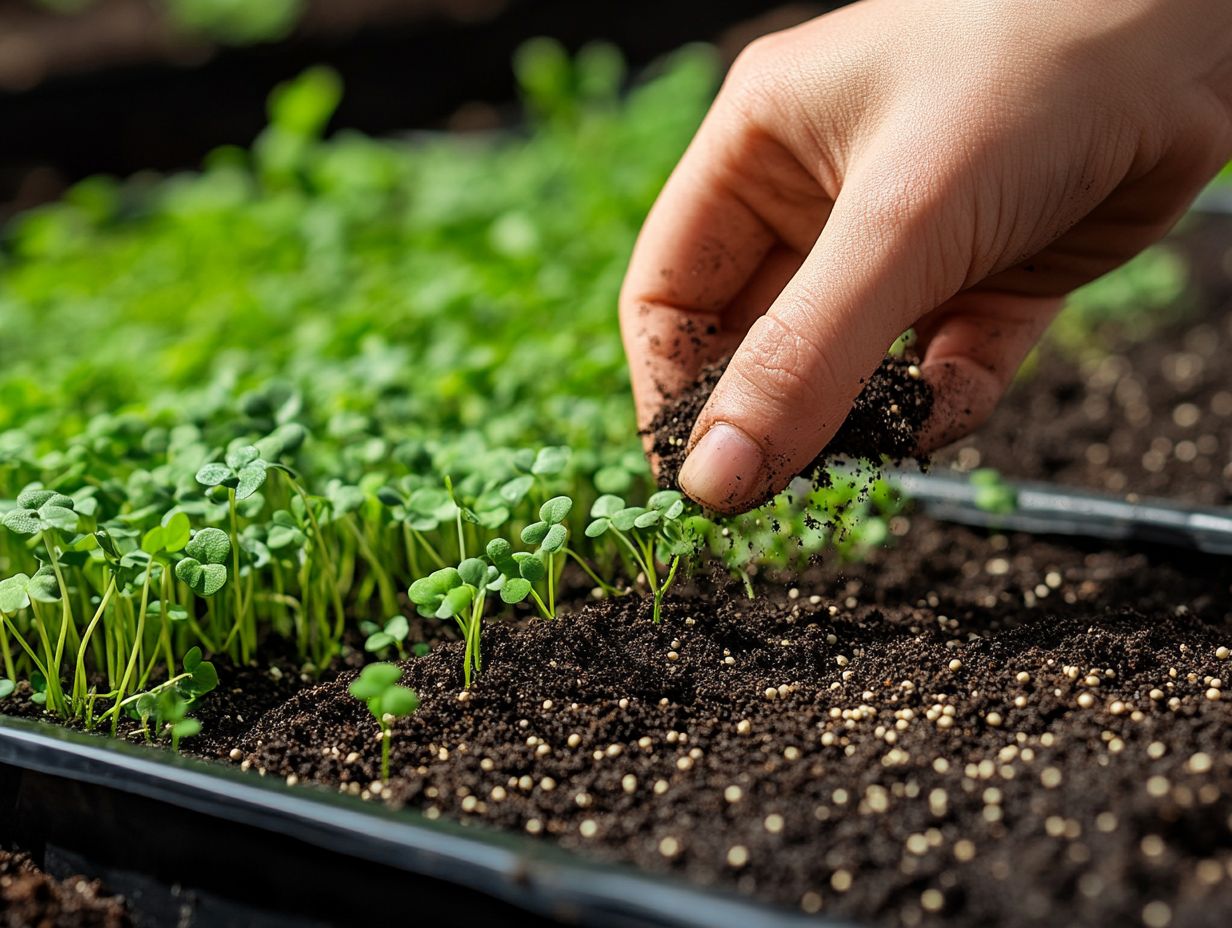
{"left": 619, "top": 0, "right": 1232, "bottom": 514}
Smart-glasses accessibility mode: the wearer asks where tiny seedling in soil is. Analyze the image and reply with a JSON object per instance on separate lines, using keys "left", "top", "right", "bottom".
{"left": 348, "top": 662, "right": 419, "bottom": 782}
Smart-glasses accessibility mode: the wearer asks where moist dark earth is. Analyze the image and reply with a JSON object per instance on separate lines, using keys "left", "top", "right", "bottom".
{"left": 0, "top": 850, "right": 130, "bottom": 928}
{"left": 939, "top": 215, "right": 1232, "bottom": 506}
{"left": 181, "top": 516, "right": 1232, "bottom": 928}
{"left": 649, "top": 353, "right": 933, "bottom": 495}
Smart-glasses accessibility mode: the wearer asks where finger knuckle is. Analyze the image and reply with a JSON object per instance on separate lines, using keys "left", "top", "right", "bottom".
{"left": 735, "top": 314, "right": 836, "bottom": 413}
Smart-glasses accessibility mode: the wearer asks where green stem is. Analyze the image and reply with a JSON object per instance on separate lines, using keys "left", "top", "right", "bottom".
{"left": 653, "top": 555, "right": 681, "bottom": 625}
{"left": 0, "top": 611, "right": 14, "bottom": 681}
{"left": 228, "top": 491, "right": 249, "bottom": 664}
{"left": 287, "top": 478, "right": 346, "bottom": 645}
{"left": 610, "top": 528, "right": 655, "bottom": 595}
{"left": 72, "top": 577, "right": 117, "bottom": 709}
{"left": 43, "top": 533, "right": 74, "bottom": 715}
{"left": 563, "top": 548, "right": 623, "bottom": 597}
{"left": 380, "top": 722, "right": 391, "bottom": 782}
{"left": 109, "top": 567, "right": 151, "bottom": 734}
{"left": 0, "top": 613, "right": 48, "bottom": 681}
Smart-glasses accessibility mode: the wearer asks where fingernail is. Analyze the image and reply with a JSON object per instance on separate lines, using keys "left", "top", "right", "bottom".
{"left": 678, "top": 422, "right": 766, "bottom": 512}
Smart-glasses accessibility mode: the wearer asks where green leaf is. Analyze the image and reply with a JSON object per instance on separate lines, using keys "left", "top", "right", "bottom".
{"left": 409, "top": 567, "right": 461, "bottom": 605}
{"left": 176, "top": 559, "right": 228, "bottom": 597}
{"left": 27, "top": 568, "right": 61, "bottom": 603}
{"left": 501, "top": 577, "right": 532, "bottom": 604}
{"left": 499, "top": 475, "right": 534, "bottom": 503}
{"left": 385, "top": 615, "right": 409, "bottom": 640}
{"left": 235, "top": 464, "right": 268, "bottom": 501}
{"left": 195, "top": 462, "right": 237, "bottom": 488}
{"left": 16, "top": 489, "right": 57, "bottom": 509}
{"left": 539, "top": 495, "right": 573, "bottom": 524}
{"left": 612, "top": 507, "right": 647, "bottom": 531}
{"left": 171, "top": 719, "right": 202, "bottom": 739}
{"left": 531, "top": 446, "right": 570, "bottom": 475}
{"left": 436, "top": 584, "right": 474, "bottom": 618}
{"left": 521, "top": 521, "right": 549, "bottom": 545}
{"left": 0, "top": 575, "right": 32, "bottom": 614}
{"left": 349, "top": 662, "right": 402, "bottom": 700}
{"left": 161, "top": 513, "right": 192, "bottom": 552}
{"left": 225, "top": 445, "right": 261, "bottom": 470}
{"left": 365, "top": 632, "right": 395, "bottom": 652}
{"left": 633, "top": 510, "right": 661, "bottom": 529}
{"left": 590, "top": 495, "right": 624, "bottom": 518}
{"left": 517, "top": 554, "right": 546, "bottom": 583}
{"left": 584, "top": 519, "right": 610, "bottom": 538}
{"left": 2, "top": 509, "right": 44, "bottom": 536}
{"left": 0, "top": 679, "right": 14, "bottom": 699}
{"left": 458, "top": 558, "right": 488, "bottom": 588}
{"left": 186, "top": 527, "right": 231, "bottom": 565}
{"left": 141, "top": 525, "right": 167, "bottom": 555}
{"left": 39, "top": 505, "right": 79, "bottom": 532}
{"left": 540, "top": 523, "right": 568, "bottom": 553}
{"left": 379, "top": 685, "right": 419, "bottom": 717}
{"left": 186, "top": 658, "right": 219, "bottom": 695}
{"left": 648, "top": 489, "right": 683, "bottom": 510}
{"left": 183, "top": 646, "right": 203, "bottom": 671}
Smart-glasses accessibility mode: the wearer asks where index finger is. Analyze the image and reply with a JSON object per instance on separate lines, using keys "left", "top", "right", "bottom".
{"left": 618, "top": 108, "right": 778, "bottom": 434}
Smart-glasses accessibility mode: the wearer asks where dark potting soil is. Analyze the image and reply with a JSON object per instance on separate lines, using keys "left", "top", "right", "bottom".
{"left": 0, "top": 850, "right": 130, "bottom": 928}
{"left": 648, "top": 354, "right": 933, "bottom": 493}
{"left": 205, "top": 516, "right": 1232, "bottom": 928}
{"left": 939, "top": 216, "right": 1232, "bottom": 506}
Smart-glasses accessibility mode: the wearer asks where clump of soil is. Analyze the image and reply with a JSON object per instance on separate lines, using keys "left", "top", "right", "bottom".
{"left": 0, "top": 850, "right": 130, "bottom": 928}
{"left": 221, "top": 518, "right": 1232, "bottom": 928}
{"left": 648, "top": 353, "right": 933, "bottom": 491}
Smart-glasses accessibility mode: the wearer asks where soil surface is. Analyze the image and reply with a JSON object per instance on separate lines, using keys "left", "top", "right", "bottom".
{"left": 939, "top": 216, "right": 1232, "bottom": 506}
{"left": 0, "top": 850, "right": 130, "bottom": 928}
{"left": 196, "top": 515, "right": 1232, "bottom": 928}
{"left": 649, "top": 353, "right": 933, "bottom": 494}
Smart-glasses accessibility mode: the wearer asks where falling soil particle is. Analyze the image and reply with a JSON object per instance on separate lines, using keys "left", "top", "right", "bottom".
{"left": 648, "top": 354, "right": 933, "bottom": 492}
{"left": 0, "top": 850, "right": 130, "bottom": 928}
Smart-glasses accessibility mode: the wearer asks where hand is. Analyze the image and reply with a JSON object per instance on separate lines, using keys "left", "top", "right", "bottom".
{"left": 620, "top": 0, "right": 1232, "bottom": 513}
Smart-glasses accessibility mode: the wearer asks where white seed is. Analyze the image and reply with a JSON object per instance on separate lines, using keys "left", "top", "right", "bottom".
{"left": 724, "top": 785, "right": 744, "bottom": 804}
{"left": 658, "top": 836, "right": 681, "bottom": 858}
{"left": 579, "top": 819, "right": 598, "bottom": 838}
{"left": 1188, "top": 752, "right": 1213, "bottom": 774}
{"left": 727, "top": 845, "right": 749, "bottom": 868}
{"left": 1217, "top": 646, "right": 1230, "bottom": 661}
{"left": 1142, "top": 901, "right": 1172, "bottom": 928}
{"left": 948, "top": 659, "right": 963, "bottom": 672}
{"left": 830, "top": 870, "right": 853, "bottom": 892}
{"left": 764, "top": 813, "right": 785, "bottom": 834}
{"left": 622, "top": 774, "right": 638, "bottom": 794}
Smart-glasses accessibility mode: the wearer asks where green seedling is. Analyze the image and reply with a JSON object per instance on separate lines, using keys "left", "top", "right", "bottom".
{"left": 971, "top": 469, "right": 1019, "bottom": 515}
{"left": 409, "top": 558, "right": 499, "bottom": 687}
{"left": 362, "top": 615, "right": 410, "bottom": 658}
{"left": 348, "top": 662, "right": 419, "bottom": 782}
{"left": 519, "top": 495, "right": 572, "bottom": 617}
{"left": 586, "top": 490, "right": 689, "bottom": 623}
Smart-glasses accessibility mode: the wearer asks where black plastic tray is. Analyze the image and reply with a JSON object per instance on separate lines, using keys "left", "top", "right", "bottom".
{"left": 891, "top": 470, "right": 1232, "bottom": 554}
{"left": 0, "top": 716, "right": 843, "bottom": 928}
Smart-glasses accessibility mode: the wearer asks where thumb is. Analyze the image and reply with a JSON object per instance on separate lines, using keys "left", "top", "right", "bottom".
{"left": 677, "top": 165, "right": 967, "bottom": 512}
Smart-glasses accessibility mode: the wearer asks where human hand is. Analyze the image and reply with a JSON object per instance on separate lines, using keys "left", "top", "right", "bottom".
{"left": 620, "top": 0, "right": 1232, "bottom": 513}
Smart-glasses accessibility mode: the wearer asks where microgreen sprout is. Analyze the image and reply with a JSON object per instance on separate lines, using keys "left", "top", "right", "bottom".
{"left": 971, "top": 469, "right": 1019, "bottom": 515}
{"left": 362, "top": 615, "right": 410, "bottom": 658}
{"left": 586, "top": 490, "right": 690, "bottom": 623}
{"left": 348, "top": 662, "right": 419, "bottom": 782}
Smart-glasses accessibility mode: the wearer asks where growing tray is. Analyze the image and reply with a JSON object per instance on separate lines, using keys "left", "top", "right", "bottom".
{"left": 3, "top": 473, "right": 1227, "bottom": 927}
{"left": 0, "top": 716, "right": 840, "bottom": 928}
{"left": 891, "top": 470, "right": 1232, "bottom": 555}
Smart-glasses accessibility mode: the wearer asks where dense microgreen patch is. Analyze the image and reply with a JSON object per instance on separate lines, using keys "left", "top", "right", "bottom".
{"left": 0, "top": 39, "right": 1181, "bottom": 747}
